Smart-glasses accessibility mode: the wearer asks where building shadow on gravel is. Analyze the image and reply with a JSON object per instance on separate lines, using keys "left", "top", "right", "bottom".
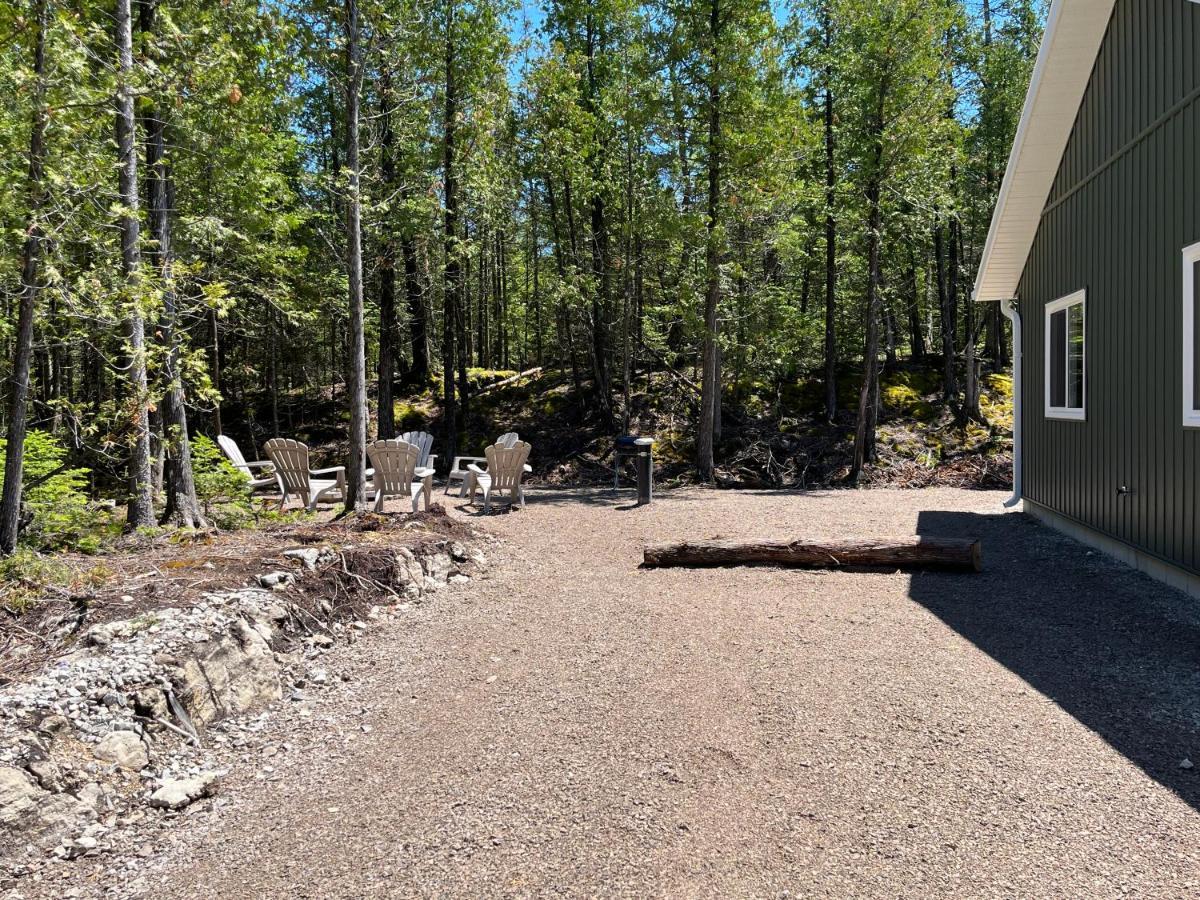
{"left": 911, "top": 509, "right": 1200, "bottom": 812}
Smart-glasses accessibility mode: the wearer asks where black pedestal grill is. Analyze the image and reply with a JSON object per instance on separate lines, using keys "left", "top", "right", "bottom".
{"left": 614, "top": 435, "right": 654, "bottom": 505}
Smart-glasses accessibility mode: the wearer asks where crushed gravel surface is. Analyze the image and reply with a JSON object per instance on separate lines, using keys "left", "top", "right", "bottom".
{"left": 21, "top": 487, "right": 1200, "bottom": 898}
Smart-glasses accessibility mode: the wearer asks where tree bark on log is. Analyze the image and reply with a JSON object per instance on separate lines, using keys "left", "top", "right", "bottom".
{"left": 642, "top": 538, "right": 981, "bottom": 572}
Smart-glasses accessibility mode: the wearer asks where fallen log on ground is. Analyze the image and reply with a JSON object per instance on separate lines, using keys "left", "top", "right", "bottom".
{"left": 642, "top": 537, "right": 982, "bottom": 572}
{"left": 473, "top": 366, "right": 543, "bottom": 396}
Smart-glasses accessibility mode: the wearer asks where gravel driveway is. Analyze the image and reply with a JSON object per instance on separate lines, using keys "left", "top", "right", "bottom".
{"left": 36, "top": 487, "right": 1200, "bottom": 898}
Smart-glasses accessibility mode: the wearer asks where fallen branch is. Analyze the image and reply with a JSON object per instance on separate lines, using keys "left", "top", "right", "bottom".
{"left": 642, "top": 537, "right": 982, "bottom": 572}
{"left": 473, "top": 366, "right": 543, "bottom": 396}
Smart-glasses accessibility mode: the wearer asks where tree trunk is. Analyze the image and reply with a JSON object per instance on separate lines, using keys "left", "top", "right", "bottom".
{"left": 343, "top": 0, "right": 367, "bottom": 510}
{"left": 907, "top": 250, "right": 925, "bottom": 360}
{"left": 209, "top": 307, "right": 223, "bottom": 435}
{"left": 377, "top": 69, "right": 397, "bottom": 439}
{"left": 142, "top": 0, "right": 204, "bottom": 529}
{"left": 441, "top": 3, "right": 459, "bottom": 469}
{"left": 643, "top": 537, "right": 982, "bottom": 572}
{"left": 851, "top": 177, "right": 883, "bottom": 484}
{"left": 935, "top": 214, "right": 957, "bottom": 402}
{"left": 531, "top": 181, "right": 543, "bottom": 367}
{"left": 456, "top": 214, "right": 470, "bottom": 427}
{"left": 822, "top": 7, "right": 838, "bottom": 424}
{"left": 546, "top": 177, "right": 583, "bottom": 395}
{"left": 116, "top": 0, "right": 154, "bottom": 528}
{"left": 0, "top": 0, "right": 49, "bottom": 554}
{"left": 696, "top": 0, "right": 722, "bottom": 482}
{"left": 402, "top": 235, "right": 428, "bottom": 383}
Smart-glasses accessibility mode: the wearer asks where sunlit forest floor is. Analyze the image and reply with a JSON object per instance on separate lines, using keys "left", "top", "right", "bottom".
{"left": 262, "top": 359, "right": 1014, "bottom": 493}
{"left": 222, "top": 360, "right": 1013, "bottom": 493}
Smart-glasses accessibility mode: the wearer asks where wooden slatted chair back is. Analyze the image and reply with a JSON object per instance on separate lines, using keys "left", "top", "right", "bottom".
{"left": 367, "top": 440, "right": 419, "bottom": 499}
{"left": 217, "top": 434, "right": 252, "bottom": 477}
{"left": 484, "top": 441, "right": 531, "bottom": 495}
{"left": 399, "top": 431, "right": 435, "bottom": 468}
{"left": 264, "top": 438, "right": 313, "bottom": 498}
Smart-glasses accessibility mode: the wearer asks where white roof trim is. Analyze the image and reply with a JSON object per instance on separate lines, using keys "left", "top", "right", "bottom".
{"left": 973, "top": 0, "right": 1117, "bottom": 302}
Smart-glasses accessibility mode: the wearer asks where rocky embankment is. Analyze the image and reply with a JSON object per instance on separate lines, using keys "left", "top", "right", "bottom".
{"left": 0, "top": 521, "right": 492, "bottom": 888}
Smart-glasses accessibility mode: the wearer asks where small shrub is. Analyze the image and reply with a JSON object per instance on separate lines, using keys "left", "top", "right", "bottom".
{"left": 0, "top": 430, "right": 111, "bottom": 553}
{"left": 0, "top": 548, "right": 72, "bottom": 614}
{"left": 190, "top": 435, "right": 255, "bottom": 528}
{"left": 191, "top": 435, "right": 251, "bottom": 503}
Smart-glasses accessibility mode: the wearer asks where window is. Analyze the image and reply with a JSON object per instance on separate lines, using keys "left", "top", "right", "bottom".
{"left": 1184, "top": 242, "right": 1200, "bottom": 427}
{"left": 1045, "top": 290, "right": 1086, "bottom": 420}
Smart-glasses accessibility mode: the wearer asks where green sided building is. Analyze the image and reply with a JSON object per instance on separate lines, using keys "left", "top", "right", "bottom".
{"left": 974, "top": 0, "right": 1200, "bottom": 595}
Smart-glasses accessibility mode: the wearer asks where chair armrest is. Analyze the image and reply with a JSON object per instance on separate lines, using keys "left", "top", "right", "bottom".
{"left": 310, "top": 466, "right": 346, "bottom": 477}
{"left": 523, "top": 463, "right": 532, "bottom": 473}
{"left": 425, "top": 454, "right": 438, "bottom": 466}
{"left": 414, "top": 467, "right": 435, "bottom": 478}
{"left": 452, "top": 456, "right": 487, "bottom": 470}
{"left": 244, "top": 460, "right": 274, "bottom": 470}
{"left": 467, "top": 463, "right": 486, "bottom": 475}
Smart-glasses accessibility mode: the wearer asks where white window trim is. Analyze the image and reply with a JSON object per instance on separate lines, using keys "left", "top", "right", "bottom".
{"left": 1184, "top": 242, "right": 1200, "bottom": 427}
{"left": 1044, "top": 289, "right": 1086, "bottom": 421}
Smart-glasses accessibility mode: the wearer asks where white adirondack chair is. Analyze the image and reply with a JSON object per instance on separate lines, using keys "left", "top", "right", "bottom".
{"left": 467, "top": 440, "right": 531, "bottom": 512}
{"left": 264, "top": 438, "right": 346, "bottom": 511}
{"left": 447, "top": 432, "right": 524, "bottom": 496}
{"left": 216, "top": 435, "right": 278, "bottom": 494}
{"left": 398, "top": 431, "right": 437, "bottom": 470}
{"left": 366, "top": 440, "right": 433, "bottom": 513}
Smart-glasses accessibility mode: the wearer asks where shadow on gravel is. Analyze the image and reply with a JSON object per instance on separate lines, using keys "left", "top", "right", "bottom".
{"left": 910, "top": 509, "right": 1200, "bottom": 812}
{"left": 517, "top": 486, "right": 711, "bottom": 508}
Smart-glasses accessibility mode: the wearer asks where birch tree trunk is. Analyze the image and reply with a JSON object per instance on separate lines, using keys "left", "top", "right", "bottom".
{"left": 116, "top": 0, "right": 155, "bottom": 528}
{"left": 695, "top": 0, "right": 722, "bottom": 482}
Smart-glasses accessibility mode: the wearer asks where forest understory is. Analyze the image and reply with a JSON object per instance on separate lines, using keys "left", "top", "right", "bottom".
{"left": 219, "top": 358, "right": 1013, "bottom": 494}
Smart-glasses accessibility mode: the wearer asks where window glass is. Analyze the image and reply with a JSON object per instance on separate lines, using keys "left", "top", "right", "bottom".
{"left": 1194, "top": 261, "right": 1200, "bottom": 411}
{"left": 1045, "top": 292, "right": 1084, "bottom": 418}
{"left": 1050, "top": 309, "right": 1066, "bottom": 409}
{"left": 1067, "top": 302, "right": 1085, "bottom": 409}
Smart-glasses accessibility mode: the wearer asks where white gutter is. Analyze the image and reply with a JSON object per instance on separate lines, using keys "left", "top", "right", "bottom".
{"left": 999, "top": 299, "right": 1022, "bottom": 508}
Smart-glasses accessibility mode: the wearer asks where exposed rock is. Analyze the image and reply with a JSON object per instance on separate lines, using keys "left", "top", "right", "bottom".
{"left": 421, "top": 551, "right": 453, "bottom": 583}
{"left": 258, "top": 571, "right": 295, "bottom": 590}
{"left": 148, "top": 772, "right": 221, "bottom": 811}
{"left": 168, "top": 620, "right": 281, "bottom": 725}
{"left": 0, "top": 766, "right": 94, "bottom": 851}
{"left": 93, "top": 730, "right": 149, "bottom": 771}
{"left": 283, "top": 548, "right": 321, "bottom": 570}
{"left": 26, "top": 756, "right": 65, "bottom": 793}
{"left": 392, "top": 547, "right": 426, "bottom": 599}
{"left": 0, "top": 766, "right": 44, "bottom": 830}
{"left": 0, "top": 526, "right": 492, "bottom": 861}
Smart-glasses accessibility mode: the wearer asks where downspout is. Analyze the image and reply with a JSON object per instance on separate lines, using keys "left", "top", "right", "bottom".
{"left": 999, "top": 298, "right": 1022, "bottom": 508}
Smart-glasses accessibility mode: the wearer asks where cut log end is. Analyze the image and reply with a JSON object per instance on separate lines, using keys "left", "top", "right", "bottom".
{"left": 642, "top": 537, "right": 982, "bottom": 573}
